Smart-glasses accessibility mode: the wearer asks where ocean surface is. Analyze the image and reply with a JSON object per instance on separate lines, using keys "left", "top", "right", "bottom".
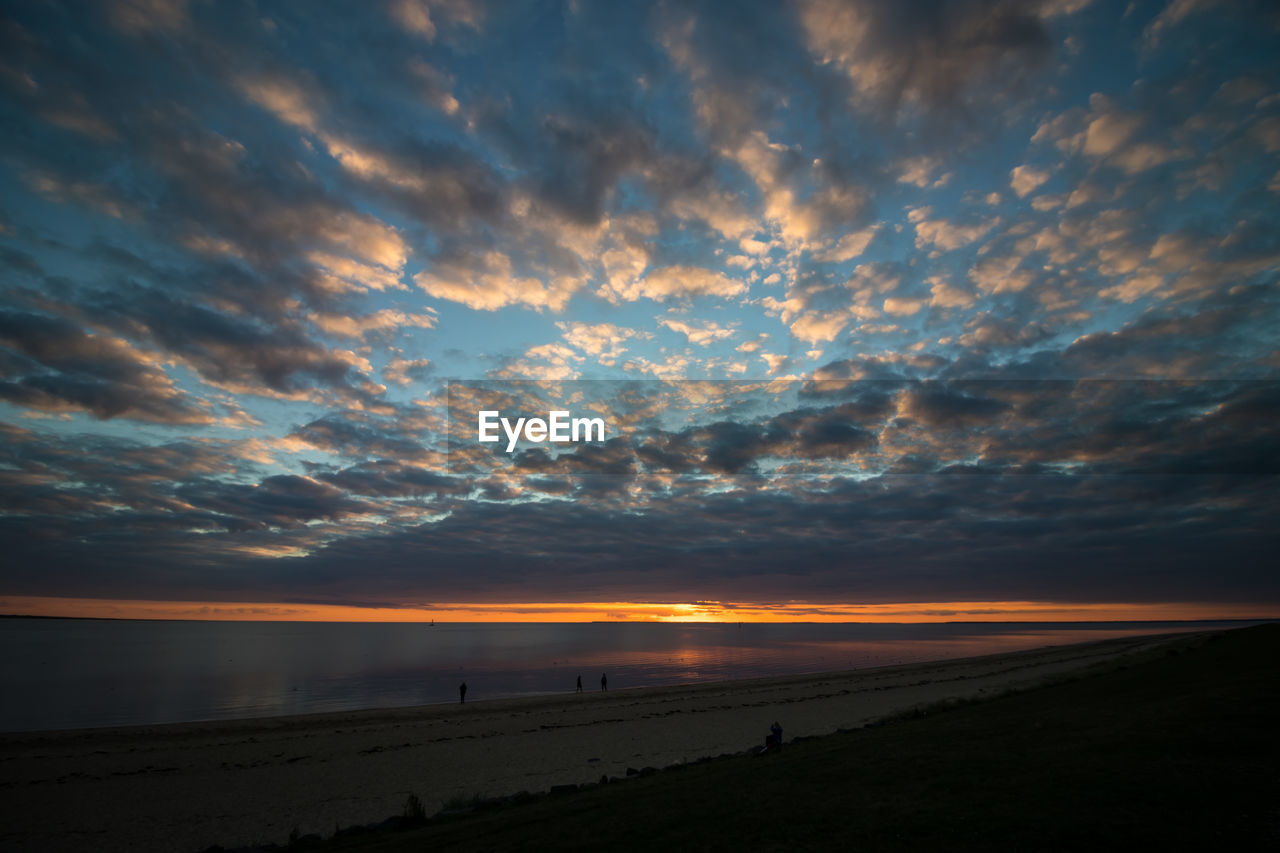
{"left": 0, "top": 618, "right": 1257, "bottom": 732}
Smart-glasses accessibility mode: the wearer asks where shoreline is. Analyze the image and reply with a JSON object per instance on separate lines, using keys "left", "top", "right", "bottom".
{"left": 2, "top": 622, "right": 1247, "bottom": 738}
{"left": 0, "top": 629, "right": 1219, "bottom": 851}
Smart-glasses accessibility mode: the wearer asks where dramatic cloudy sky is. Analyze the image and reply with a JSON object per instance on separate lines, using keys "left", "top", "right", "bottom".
{"left": 1, "top": 0, "right": 1277, "bottom": 621}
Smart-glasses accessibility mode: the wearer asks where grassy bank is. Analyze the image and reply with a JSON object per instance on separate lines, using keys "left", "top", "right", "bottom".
{"left": 283, "top": 625, "right": 1280, "bottom": 851}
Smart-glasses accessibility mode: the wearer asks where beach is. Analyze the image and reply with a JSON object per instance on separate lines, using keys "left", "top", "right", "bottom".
{"left": 0, "top": 630, "right": 1194, "bottom": 852}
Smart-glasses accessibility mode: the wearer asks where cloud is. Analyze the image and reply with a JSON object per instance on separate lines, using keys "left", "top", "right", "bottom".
{"left": 1108, "top": 141, "right": 1184, "bottom": 174}
{"left": 761, "top": 352, "right": 790, "bottom": 375}
{"left": 318, "top": 460, "right": 463, "bottom": 498}
{"left": 310, "top": 210, "right": 409, "bottom": 271}
{"left": 557, "top": 322, "right": 642, "bottom": 362}
{"left": 1098, "top": 273, "right": 1166, "bottom": 304}
{"left": 319, "top": 133, "right": 505, "bottom": 230}
{"left": 667, "top": 189, "right": 758, "bottom": 240}
{"left": 387, "top": 0, "right": 483, "bottom": 40}
{"left": 82, "top": 287, "right": 384, "bottom": 402}
{"left": 382, "top": 358, "right": 433, "bottom": 386}
{"left": 1144, "top": 0, "right": 1217, "bottom": 48}
{"left": 23, "top": 170, "right": 133, "bottom": 220}
{"left": 0, "top": 0, "right": 1276, "bottom": 613}
{"left": 388, "top": 0, "right": 438, "bottom": 40}
{"left": 312, "top": 309, "right": 437, "bottom": 340}
{"left": 287, "top": 410, "right": 438, "bottom": 463}
{"left": 0, "top": 310, "right": 213, "bottom": 423}
{"left": 500, "top": 342, "right": 584, "bottom": 380}
{"left": 1083, "top": 110, "right": 1143, "bottom": 157}
{"left": 36, "top": 91, "right": 119, "bottom": 142}
{"left": 415, "top": 251, "right": 579, "bottom": 311}
{"left": 1035, "top": 94, "right": 1191, "bottom": 178}
{"left": 108, "top": 0, "right": 189, "bottom": 35}
{"left": 910, "top": 207, "right": 999, "bottom": 252}
{"left": 786, "top": 308, "right": 866, "bottom": 345}
{"left": 899, "top": 383, "right": 1009, "bottom": 427}
{"left": 884, "top": 296, "right": 926, "bottom": 316}
{"left": 717, "top": 131, "right": 870, "bottom": 246}
{"left": 1010, "top": 164, "right": 1050, "bottom": 197}
{"left": 896, "top": 155, "right": 944, "bottom": 188}
{"left": 814, "top": 225, "right": 881, "bottom": 263}
{"left": 610, "top": 266, "right": 747, "bottom": 302}
{"left": 797, "top": 0, "right": 1056, "bottom": 113}
{"left": 969, "top": 253, "right": 1035, "bottom": 294}
{"left": 622, "top": 353, "right": 692, "bottom": 380}
{"left": 178, "top": 474, "right": 375, "bottom": 530}
{"left": 3, "top": 375, "right": 1278, "bottom": 606}
{"left": 929, "top": 277, "right": 978, "bottom": 309}
{"left": 308, "top": 252, "right": 407, "bottom": 295}
{"left": 237, "top": 74, "right": 322, "bottom": 133}
{"left": 659, "top": 317, "right": 735, "bottom": 346}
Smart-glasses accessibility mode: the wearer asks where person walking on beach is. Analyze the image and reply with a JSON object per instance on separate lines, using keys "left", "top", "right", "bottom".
{"left": 601, "top": 673, "right": 608, "bottom": 692}
{"left": 459, "top": 681, "right": 467, "bottom": 704}
{"left": 576, "top": 675, "right": 583, "bottom": 693}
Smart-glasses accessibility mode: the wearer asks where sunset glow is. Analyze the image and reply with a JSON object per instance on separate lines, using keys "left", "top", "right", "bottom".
{"left": 4, "top": 596, "right": 1274, "bottom": 624}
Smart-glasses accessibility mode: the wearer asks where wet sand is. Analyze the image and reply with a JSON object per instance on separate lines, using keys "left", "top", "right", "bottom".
{"left": 0, "top": 630, "right": 1195, "bottom": 852}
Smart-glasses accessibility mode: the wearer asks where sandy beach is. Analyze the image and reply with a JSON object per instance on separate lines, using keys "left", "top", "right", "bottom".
{"left": 0, "top": 631, "right": 1194, "bottom": 852}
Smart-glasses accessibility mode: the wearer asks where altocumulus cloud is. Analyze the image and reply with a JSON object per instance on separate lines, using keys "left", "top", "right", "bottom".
{"left": 0, "top": 0, "right": 1276, "bottom": 614}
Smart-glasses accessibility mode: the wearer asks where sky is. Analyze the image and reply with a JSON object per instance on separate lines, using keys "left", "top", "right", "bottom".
{"left": 0, "top": 0, "right": 1277, "bottom": 622}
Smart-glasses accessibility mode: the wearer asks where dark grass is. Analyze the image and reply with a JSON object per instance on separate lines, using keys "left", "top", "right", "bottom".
{"left": 290, "top": 625, "right": 1280, "bottom": 851}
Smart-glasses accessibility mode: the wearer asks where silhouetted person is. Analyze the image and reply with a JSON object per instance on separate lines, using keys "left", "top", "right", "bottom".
{"left": 459, "top": 681, "right": 467, "bottom": 703}
{"left": 765, "top": 720, "right": 782, "bottom": 749}
{"left": 601, "top": 673, "right": 608, "bottom": 692}
{"left": 576, "top": 675, "right": 583, "bottom": 693}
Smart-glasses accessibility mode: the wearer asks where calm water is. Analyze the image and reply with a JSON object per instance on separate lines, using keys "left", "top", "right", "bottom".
{"left": 0, "top": 619, "right": 1255, "bottom": 732}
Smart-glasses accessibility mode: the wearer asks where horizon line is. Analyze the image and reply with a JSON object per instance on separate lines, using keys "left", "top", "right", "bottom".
{"left": 2, "top": 596, "right": 1277, "bottom": 624}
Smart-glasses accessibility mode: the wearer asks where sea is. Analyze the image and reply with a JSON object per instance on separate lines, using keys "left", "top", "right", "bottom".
{"left": 0, "top": 618, "right": 1260, "bottom": 732}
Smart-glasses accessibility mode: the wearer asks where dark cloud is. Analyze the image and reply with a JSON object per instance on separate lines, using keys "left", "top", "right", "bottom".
{"left": 0, "top": 377, "right": 1276, "bottom": 606}
{"left": 513, "top": 436, "right": 638, "bottom": 477}
{"left": 527, "top": 109, "right": 660, "bottom": 228}
{"left": 900, "top": 383, "right": 1009, "bottom": 428}
{"left": 786, "top": 406, "right": 880, "bottom": 458}
{"left": 3, "top": 471, "right": 1275, "bottom": 606}
{"left": 796, "top": 0, "right": 1056, "bottom": 113}
{"left": 78, "top": 287, "right": 378, "bottom": 401}
{"left": 454, "top": 380, "right": 1280, "bottom": 479}
{"left": 0, "top": 309, "right": 212, "bottom": 423}
{"left": 1004, "top": 285, "right": 1280, "bottom": 379}
{"left": 327, "top": 134, "right": 508, "bottom": 232}
{"left": 316, "top": 461, "right": 465, "bottom": 498}
{"left": 289, "top": 411, "right": 435, "bottom": 462}
{"left": 176, "top": 474, "right": 373, "bottom": 530}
